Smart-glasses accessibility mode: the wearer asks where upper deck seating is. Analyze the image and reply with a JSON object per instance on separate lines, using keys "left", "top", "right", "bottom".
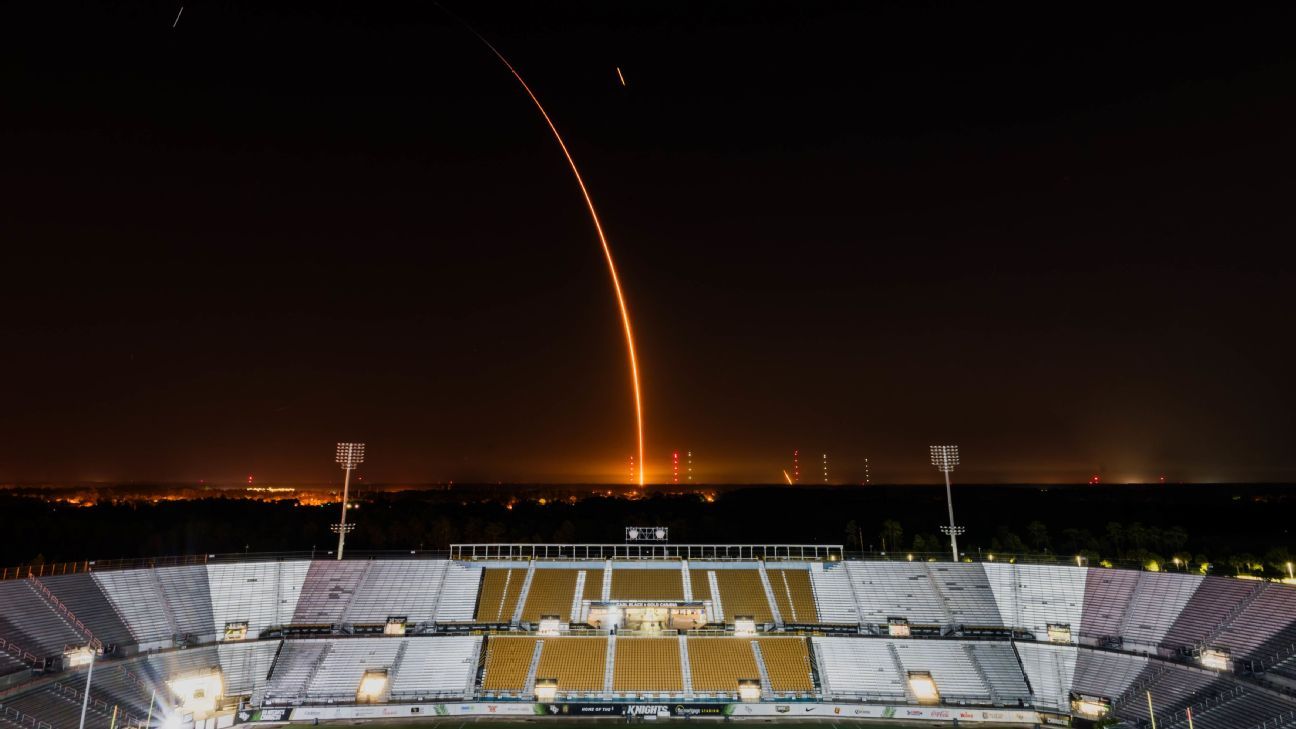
{"left": 290, "top": 561, "right": 368, "bottom": 625}
{"left": 520, "top": 569, "right": 580, "bottom": 623}
{"left": 766, "top": 568, "right": 818, "bottom": 624}
{"left": 475, "top": 568, "right": 525, "bottom": 623}
{"left": 610, "top": 569, "right": 683, "bottom": 602}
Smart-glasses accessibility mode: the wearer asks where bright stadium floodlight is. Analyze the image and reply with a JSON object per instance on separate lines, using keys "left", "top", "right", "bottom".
{"left": 332, "top": 442, "right": 365, "bottom": 561}
{"left": 907, "top": 671, "right": 940, "bottom": 704}
{"left": 356, "top": 669, "right": 388, "bottom": 702}
{"left": 534, "top": 678, "right": 558, "bottom": 703}
{"left": 167, "top": 670, "right": 223, "bottom": 718}
{"left": 930, "top": 445, "right": 964, "bottom": 562}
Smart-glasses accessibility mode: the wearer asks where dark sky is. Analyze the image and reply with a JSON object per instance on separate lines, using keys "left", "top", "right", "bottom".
{"left": 3, "top": 1, "right": 1295, "bottom": 485}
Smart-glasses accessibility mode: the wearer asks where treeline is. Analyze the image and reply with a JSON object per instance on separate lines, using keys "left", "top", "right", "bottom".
{"left": 855, "top": 517, "right": 1293, "bottom": 577}
{"left": 1, "top": 484, "right": 1292, "bottom": 578}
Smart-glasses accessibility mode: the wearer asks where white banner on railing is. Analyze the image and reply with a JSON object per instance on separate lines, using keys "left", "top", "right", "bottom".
{"left": 269, "top": 702, "right": 1040, "bottom": 724}
{"left": 728, "top": 703, "right": 1039, "bottom": 723}
{"left": 286, "top": 703, "right": 535, "bottom": 721}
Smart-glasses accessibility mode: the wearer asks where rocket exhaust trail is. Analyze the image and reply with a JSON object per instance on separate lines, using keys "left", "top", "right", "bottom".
{"left": 447, "top": 12, "right": 646, "bottom": 485}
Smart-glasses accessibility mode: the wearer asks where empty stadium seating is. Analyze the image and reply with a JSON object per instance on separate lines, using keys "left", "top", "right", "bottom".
{"left": 534, "top": 637, "right": 607, "bottom": 695}
{"left": 610, "top": 568, "right": 683, "bottom": 602}
{"left": 755, "top": 637, "right": 815, "bottom": 694}
{"left": 290, "top": 561, "right": 368, "bottom": 626}
{"left": 519, "top": 569, "right": 580, "bottom": 623}
{"left": 613, "top": 637, "right": 682, "bottom": 694}
{"left": 928, "top": 563, "right": 1004, "bottom": 627}
{"left": 207, "top": 561, "right": 309, "bottom": 640}
{"left": 847, "top": 562, "right": 950, "bottom": 625}
{"left": 480, "top": 635, "right": 537, "bottom": 694}
{"left": 766, "top": 568, "right": 818, "bottom": 623}
{"left": 1013, "top": 641, "right": 1076, "bottom": 712}
{"left": 984, "top": 563, "right": 1086, "bottom": 642}
{"left": 3, "top": 555, "right": 1296, "bottom": 729}
{"left": 711, "top": 569, "right": 774, "bottom": 623}
{"left": 475, "top": 568, "right": 525, "bottom": 623}
{"left": 687, "top": 637, "right": 759, "bottom": 694}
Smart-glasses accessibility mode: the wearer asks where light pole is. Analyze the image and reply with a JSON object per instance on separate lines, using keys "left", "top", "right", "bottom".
{"left": 76, "top": 646, "right": 95, "bottom": 729}
{"left": 930, "top": 445, "right": 963, "bottom": 563}
{"left": 332, "top": 442, "right": 365, "bottom": 560}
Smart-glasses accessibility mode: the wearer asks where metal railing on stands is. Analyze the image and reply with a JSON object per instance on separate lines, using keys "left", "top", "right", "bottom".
{"left": 0, "top": 703, "right": 55, "bottom": 729}
{"left": 0, "top": 639, "right": 43, "bottom": 670}
{"left": 0, "top": 546, "right": 1274, "bottom": 583}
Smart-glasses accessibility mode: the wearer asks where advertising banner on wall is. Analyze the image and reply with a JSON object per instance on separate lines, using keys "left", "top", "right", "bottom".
{"left": 539, "top": 703, "right": 735, "bottom": 717}
{"left": 274, "top": 702, "right": 1039, "bottom": 724}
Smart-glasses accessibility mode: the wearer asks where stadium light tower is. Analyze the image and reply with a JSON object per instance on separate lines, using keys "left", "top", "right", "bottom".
{"left": 930, "top": 445, "right": 963, "bottom": 562}
{"left": 332, "top": 442, "right": 365, "bottom": 560}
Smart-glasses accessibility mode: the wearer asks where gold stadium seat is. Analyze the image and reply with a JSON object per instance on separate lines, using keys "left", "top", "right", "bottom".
{"left": 613, "top": 637, "right": 683, "bottom": 693}
{"left": 481, "top": 635, "right": 537, "bottom": 692}
{"left": 535, "top": 636, "right": 608, "bottom": 694}
{"left": 583, "top": 568, "right": 605, "bottom": 602}
{"left": 476, "top": 568, "right": 526, "bottom": 623}
{"left": 610, "top": 569, "right": 684, "bottom": 601}
{"left": 521, "top": 569, "right": 580, "bottom": 623}
{"left": 690, "top": 571, "right": 712, "bottom": 604}
{"left": 756, "top": 637, "right": 815, "bottom": 693}
{"left": 687, "top": 637, "right": 759, "bottom": 694}
{"left": 767, "top": 568, "right": 819, "bottom": 623}
{"left": 713, "top": 569, "right": 774, "bottom": 623}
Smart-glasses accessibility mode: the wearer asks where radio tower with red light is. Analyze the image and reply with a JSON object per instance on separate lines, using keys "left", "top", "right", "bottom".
{"left": 672, "top": 451, "right": 679, "bottom": 484}
{"left": 793, "top": 450, "right": 800, "bottom": 484}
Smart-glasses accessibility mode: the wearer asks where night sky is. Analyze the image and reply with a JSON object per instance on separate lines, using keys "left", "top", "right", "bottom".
{"left": 3, "top": 2, "right": 1295, "bottom": 485}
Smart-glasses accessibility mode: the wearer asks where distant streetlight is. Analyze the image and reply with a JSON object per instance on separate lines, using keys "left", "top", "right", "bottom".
{"left": 332, "top": 442, "right": 365, "bottom": 560}
{"left": 930, "top": 445, "right": 963, "bottom": 563}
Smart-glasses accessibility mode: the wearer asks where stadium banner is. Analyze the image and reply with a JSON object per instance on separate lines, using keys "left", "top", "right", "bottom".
{"left": 727, "top": 704, "right": 1040, "bottom": 723}
{"left": 539, "top": 703, "right": 736, "bottom": 717}
{"left": 275, "top": 703, "right": 1038, "bottom": 724}
{"left": 286, "top": 703, "right": 536, "bottom": 721}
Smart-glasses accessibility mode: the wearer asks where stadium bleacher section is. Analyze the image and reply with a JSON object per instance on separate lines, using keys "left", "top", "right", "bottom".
{"left": 766, "top": 568, "right": 817, "bottom": 624}
{"left": 613, "top": 637, "right": 682, "bottom": 694}
{"left": 518, "top": 568, "right": 579, "bottom": 623}
{"left": 3, "top": 554, "right": 1296, "bottom": 728}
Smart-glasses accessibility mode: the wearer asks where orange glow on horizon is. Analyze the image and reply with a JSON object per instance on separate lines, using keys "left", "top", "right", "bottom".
{"left": 470, "top": 30, "right": 646, "bottom": 486}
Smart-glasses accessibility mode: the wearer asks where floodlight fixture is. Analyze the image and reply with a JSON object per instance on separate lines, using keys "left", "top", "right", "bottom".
{"left": 930, "top": 444, "right": 963, "bottom": 562}
{"left": 1070, "top": 694, "right": 1111, "bottom": 719}
{"left": 907, "top": 671, "right": 940, "bottom": 704}
{"left": 356, "top": 669, "right": 388, "bottom": 702}
{"left": 625, "top": 526, "right": 668, "bottom": 542}
{"left": 333, "top": 442, "right": 365, "bottom": 560}
{"left": 1200, "top": 649, "right": 1230, "bottom": 671}
{"left": 534, "top": 678, "right": 559, "bottom": 703}
{"left": 167, "top": 670, "right": 223, "bottom": 718}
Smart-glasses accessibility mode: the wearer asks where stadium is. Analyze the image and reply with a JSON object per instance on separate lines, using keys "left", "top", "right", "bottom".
{"left": 2, "top": 542, "right": 1295, "bottom": 729}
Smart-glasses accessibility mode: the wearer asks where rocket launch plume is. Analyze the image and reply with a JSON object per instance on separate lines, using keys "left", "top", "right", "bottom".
{"left": 447, "top": 11, "right": 646, "bottom": 485}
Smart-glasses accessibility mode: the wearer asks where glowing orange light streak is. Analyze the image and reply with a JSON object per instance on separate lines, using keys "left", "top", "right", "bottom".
{"left": 782, "top": 470, "right": 794, "bottom": 485}
{"left": 616, "top": 66, "right": 627, "bottom": 87}
{"left": 466, "top": 28, "right": 645, "bottom": 485}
